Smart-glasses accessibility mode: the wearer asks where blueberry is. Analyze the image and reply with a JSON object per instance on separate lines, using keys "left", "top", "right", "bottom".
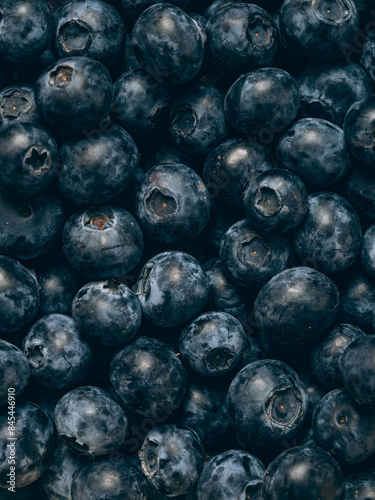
{"left": 342, "top": 468, "right": 375, "bottom": 500}
{"left": 310, "top": 324, "right": 365, "bottom": 388}
{"left": 313, "top": 388, "right": 375, "bottom": 464}
{"left": 243, "top": 169, "right": 308, "bottom": 233}
{"left": 276, "top": 118, "right": 351, "bottom": 189}
{"left": 22, "top": 314, "right": 93, "bottom": 390}
{"left": 0, "top": 255, "right": 39, "bottom": 334}
{"left": 53, "top": 0, "right": 125, "bottom": 67}
{"left": 292, "top": 192, "right": 362, "bottom": 274}
{"left": 112, "top": 68, "right": 172, "bottom": 135}
{"left": 361, "top": 223, "right": 375, "bottom": 278}
{"left": 71, "top": 455, "right": 149, "bottom": 500}
{"left": 133, "top": 251, "right": 209, "bottom": 327}
{"left": 0, "top": 0, "right": 52, "bottom": 63}
{"left": 0, "top": 84, "right": 42, "bottom": 129}
{"left": 169, "top": 83, "right": 229, "bottom": 156}
{"left": 55, "top": 386, "right": 128, "bottom": 456}
{"left": 62, "top": 205, "right": 144, "bottom": 278}
{"left": 57, "top": 124, "right": 139, "bottom": 205}
{"left": 0, "top": 340, "right": 30, "bottom": 406}
{"left": 72, "top": 279, "right": 142, "bottom": 345}
{"left": 132, "top": 4, "right": 204, "bottom": 85}
{"left": 227, "top": 359, "right": 308, "bottom": 447}
{"left": 263, "top": 445, "right": 344, "bottom": 500}
{"left": 136, "top": 164, "right": 211, "bottom": 244}
{"left": 0, "top": 401, "right": 55, "bottom": 488}
{"left": 139, "top": 424, "right": 205, "bottom": 497}
{"left": 224, "top": 68, "right": 300, "bottom": 136}
{"left": 361, "top": 29, "right": 375, "bottom": 85}
{"left": 203, "top": 138, "right": 276, "bottom": 208}
{"left": 344, "top": 162, "right": 375, "bottom": 221}
{"left": 38, "top": 439, "right": 88, "bottom": 500}
{"left": 121, "top": 0, "right": 160, "bottom": 23}
{"left": 254, "top": 267, "right": 340, "bottom": 344}
{"left": 344, "top": 96, "right": 375, "bottom": 167}
{"left": 35, "top": 56, "right": 113, "bottom": 134}
{"left": 179, "top": 311, "right": 246, "bottom": 377}
{"left": 297, "top": 63, "right": 372, "bottom": 126}
{"left": 197, "top": 449, "right": 265, "bottom": 500}
{"left": 110, "top": 336, "right": 187, "bottom": 418}
{"left": 206, "top": 3, "right": 278, "bottom": 74}
{"left": 219, "top": 219, "right": 292, "bottom": 289}
{"left": 175, "top": 376, "right": 233, "bottom": 449}
{"left": 279, "top": 0, "right": 358, "bottom": 60}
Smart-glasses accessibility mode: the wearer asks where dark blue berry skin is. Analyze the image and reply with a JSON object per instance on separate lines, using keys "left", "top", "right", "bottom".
{"left": 203, "top": 202, "right": 240, "bottom": 256}
{"left": 310, "top": 324, "right": 365, "bottom": 388}
{"left": 276, "top": 119, "right": 351, "bottom": 190}
{"left": 0, "top": 191, "right": 64, "bottom": 261}
{"left": 22, "top": 314, "right": 93, "bottom": 390}
{"left": 297, "top": 63, "right": 372, "bottom": 126}
{"left": 139, "top": 424, "right": 205, "bottom": 497}
{"left": 133, "top": 251, "right": 209, "bottom": 328}
{"left": 313, "top": 388, "right": 375, "bottom": 464}
{"left": 132, "top": 4, "right": 204, "bottom": 86}
{"left": 344, "top": 96, "right": 375, "bottom": 167}
{"left": 203, "top": 138, "right": 276, "bottom": 208}
{"left": 169, "top": 83, "right": 229, "bottom": 157}
{"left": 175, "top": 376, "right": 233, "bottom": 449}
{"left": 224, "top": 68, "right": 300, "bottom": 136}
{"left": 337, "top": 267, "right": 375, "bottom": 333}
{"left": 36, "top": 260, "right": 80, "bottom": 317}
{"left": 344, "top": 163, "right": 375, "bottom": 221}
{"left": 203, "top": 258, "right": 247, "bottom": 322}
{"left": 62, "top": 206, "right": 144, "bottom": 278}
{"left": 197, "top": 449, "right": 265, "bottom": 500}
{"left": 339, "top": 335, "right": 375, "bottom": 408}
{"left": 263, "top": 446, "right": 344, "bottom": 500}
{"left": 0, "top": 340, "right": 30, "bottom": 406}
{"left": 279, "top": 0, "right": 358, "bottom": 60}
{"left": 0, "top": 84, "right": 42, "bottom": 130}
{"left": 35, "top": 56, "right": 113, "bottom": 135}
{"left": 361, "top": 30, "right": 375, "bottom": 85}
{"left": 52, "top": 0, "right": 125, "bottom": 67}
{"left": 55, "top": 386, "right": 128, "bottom": 456}
{"left": 254, "top": 267, "right": 340, "bottom": 344}
{"left": 179, "top": 311, "right": 246, "bottom": 377}
{"left": 206, "top": 3, "right": 278, "bottom": 75}
{"left": 0, "top": 0, "right": 52, "bottom": 63}
{"left": 244, "top": 169, "right": 308, "bottom": 234}
{"left": 72, "top": 279, "right": 142, "bottom": 346}
{"left": 57, "top": 125, "right": 139, "bottom": 205}
{"left": 219, "top": 219, "right": 292, "bottom": 289}
{"left": 361, "top": 223, "right": 375, "bottom": 278}
{"left": 112, "top": 69, "right": 172, "bottom": 135}
{"left": 143, "top": 144, "right": 194, "bottom": 172}
{"left": 71, "top": 456, "right": 149, "bottom": 500}
{"left": 0, "top": 401, "right": 55, "bottom": 488}
{"left": 110, "top": 336, "right": 187, "bottom": 418}
{"left": 136, "top": 164, "right": 211, "bottom": 244}
{"left": 0, "top": 256, "right": 39, "bottom": 334}
{"left": 292, "top": 192, "right": 362, "bottom": 274}
{"left": 0, "top": 123, "right": 59, "bottom": 196}
{"left": 38, "top": 439, "right": 88, "bottom": 500}
{"left": 121, "top": 0, "right": 159, "bottom": 23}
{"left": 227, "top": 359, "right": 308, "bottom": 448}
{"left": 299, "top": 372, "right": 326, "bottom": 424}
{"left": 342, "top": 469, "right": 375, "bottom": 500}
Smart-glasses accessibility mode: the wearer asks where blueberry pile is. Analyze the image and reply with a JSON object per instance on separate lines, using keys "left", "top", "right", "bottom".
{"left": 2, "top": 0, "right": 375, "bottom": 498}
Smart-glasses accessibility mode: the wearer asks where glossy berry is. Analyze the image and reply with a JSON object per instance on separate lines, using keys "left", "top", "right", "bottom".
{"left": 179, "top": 312, "right": 246, "bottom": 377}
{"left": 136, "top": 164, "right": 211, "bottom": 244}
{"left": 344, "top": 96, "right": 375, "bottom": 167}
{"left": 133, "top": 251, "right": 209, "bottom": 327}
{"left": 0, "top": 340, "right": 30, "bottom": 405}
{"left": 342, "top": 469, "right": 375, "bottom": 500}
{"left": 132, "top": 4, "right": 204, "bottom": 85}
{"left": 72, "top": 279, "right": 142, "bottom": 345}
{"left": 62, "top": 205, "right": 144, "bottom": 278}
{"left": 55, "top": 386, "right": 128, "bottom": 456}
{"left": 227, "top": 359, "right": 308, "bottom": 447}
{"left": 254, "top": 267, "right": 340, "bottom": 344}
{"left": 139, "top": 424, "right": 205, "bottom": 497}
{"left": 110, "top": 336, "right": 187, "bottom": 418}
{"left": 243, "top": 169, "right": 308, "bottom": 233}
{"left": 219, "top": 219, "right": 292, "bottom": 289}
